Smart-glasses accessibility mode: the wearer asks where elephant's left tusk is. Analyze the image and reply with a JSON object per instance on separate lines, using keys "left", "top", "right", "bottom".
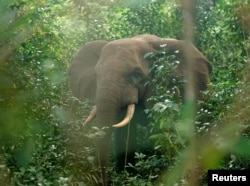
{"left": 83, "top": 106, "right": 97, "bottom": 126}
{"left": 112, "top": 104, "right": 135, "bottom": 128}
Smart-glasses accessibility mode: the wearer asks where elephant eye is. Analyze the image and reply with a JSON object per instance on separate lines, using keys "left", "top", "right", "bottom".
{"left": 131, "top": 71, "right": 144, "bottom": 83}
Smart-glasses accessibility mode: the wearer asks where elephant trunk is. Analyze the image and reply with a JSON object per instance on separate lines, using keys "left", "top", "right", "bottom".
{"left": 93, "top": 99, "right": 117, "bottom": 186}
{"left": 83, "top": 71, "right": 137, "bottom": 127}
{"left": 88, "top": 74, "right": 137, "bottom": 185}
{"left": 93, "top": 86, "right": 123, "bottom": 185}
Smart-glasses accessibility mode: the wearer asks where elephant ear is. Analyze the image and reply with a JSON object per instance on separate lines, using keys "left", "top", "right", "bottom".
{"left": 69, "top": 40, "right": 108, "bottom": 100}
{"left": 148, "top": 39, "right": 212, "bottom": 99}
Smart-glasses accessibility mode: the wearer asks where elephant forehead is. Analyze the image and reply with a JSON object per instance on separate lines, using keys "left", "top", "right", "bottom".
{"left": 98, "top": 40, "right": 150, "bottom": 68}
{"left": 103, "top": 38, "right": 152, "bottom": 56}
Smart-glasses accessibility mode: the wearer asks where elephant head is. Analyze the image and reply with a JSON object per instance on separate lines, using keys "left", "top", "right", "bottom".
{"left": 69, "top": 34, "right": 211, "bottom": 185}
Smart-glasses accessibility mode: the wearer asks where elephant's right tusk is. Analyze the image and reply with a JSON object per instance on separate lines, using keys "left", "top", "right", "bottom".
{"left": 112, "top": 104, "right": 135, "bottom": 128}
{"left": 83, "top": 106, "right": 97, "bottom": 126}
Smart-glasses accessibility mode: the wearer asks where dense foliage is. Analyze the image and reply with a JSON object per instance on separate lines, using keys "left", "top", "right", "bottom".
{"left": 0, "top": 0, "right": 249, "bottom": 185}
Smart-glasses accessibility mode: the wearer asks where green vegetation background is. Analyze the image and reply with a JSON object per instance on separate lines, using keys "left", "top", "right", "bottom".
{"left": 0, "top": 0, "right": 249, "bottom": 185}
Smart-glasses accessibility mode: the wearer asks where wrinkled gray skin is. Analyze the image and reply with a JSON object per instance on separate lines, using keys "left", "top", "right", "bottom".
{"left": 69, "top": 34, "right": 211, "bottom": 186}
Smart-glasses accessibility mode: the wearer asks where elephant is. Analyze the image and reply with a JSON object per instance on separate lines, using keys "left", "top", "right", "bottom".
{"left": 69, "top": 34, "right": 212, "bottom": 185}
